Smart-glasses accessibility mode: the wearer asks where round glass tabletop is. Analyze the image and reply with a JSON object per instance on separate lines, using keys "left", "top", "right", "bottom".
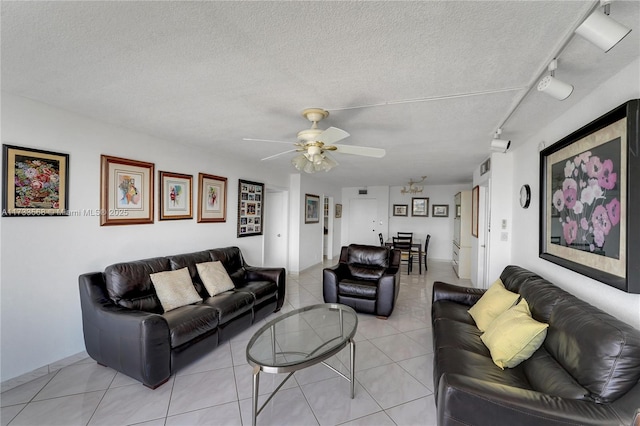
{"left": 246, "top": 303, "right": 358, "bottom": 374}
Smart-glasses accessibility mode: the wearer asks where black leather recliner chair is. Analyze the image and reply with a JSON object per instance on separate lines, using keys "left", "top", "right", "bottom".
{"left": 323, "top": 244, "right": 401, "bottom": 319}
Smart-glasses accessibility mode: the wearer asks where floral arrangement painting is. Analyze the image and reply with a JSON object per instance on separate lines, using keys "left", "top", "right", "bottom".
{"left": 3, "top": 145, "right": 69, "bottom": 216}
{"left": 14, "top": 155, "right": 61, "bottom": 209}
{"left": 550, "top": 137, "right": 621, "bottom": 259}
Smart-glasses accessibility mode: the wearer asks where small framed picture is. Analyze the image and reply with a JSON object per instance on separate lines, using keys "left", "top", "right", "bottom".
{"left": 335, "top": 203, "right": 342, "bottom": 218}
{"left": 198, "top": 173, "right": 227, "bottom": 223}
{"left": 159, "top": 171, "right": 192, "bottom": 220}
{"left": 393, "top": 204, "right": 408, "bottom": 216}
{"left": 432, "top": 204, "right": 449, "bottom": 217}
{"left": 411, "top": 197, "right": 429, "bottom": 217}
{"left": 2, "top": 144, "right": 69, "bottom": 216}
{"left": 305, "top": 193, "right": 320, "bottom": 223}
{"left": 100, "top": 155, "right": 154, "bottom": 225}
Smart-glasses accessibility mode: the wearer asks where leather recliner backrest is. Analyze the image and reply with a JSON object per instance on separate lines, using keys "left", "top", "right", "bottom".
{"left": 345, "top": 244, "right": 390, "bottom": 280}
{"left": 104, "top": 256, "right": 170, "bottom": 313}
{"left": 167, "top": 250, "right": 212, "bottom": 297}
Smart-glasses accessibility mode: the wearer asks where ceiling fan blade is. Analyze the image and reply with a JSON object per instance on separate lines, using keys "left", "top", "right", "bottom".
{"left": 261, "top": 149, "right": 298, "bottom": 161}
{"left": 243, "top": 137, "right": 293, "bottom": 145}
{"left": 332, "top": 144, "right": 386, "bottom": 158}
{"left": 317, "top": 127, "right": 350, "bottom": 145}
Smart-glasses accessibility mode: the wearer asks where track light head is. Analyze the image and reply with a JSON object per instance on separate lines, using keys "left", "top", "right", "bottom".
{"left": 575, "top": 2, "right": 631, "bottom": 52}
{"left": 537, "top": 59, "right": 574, "bottom": 101}
{"left": 491, "top": 129, "right": 511, "bottom": 153}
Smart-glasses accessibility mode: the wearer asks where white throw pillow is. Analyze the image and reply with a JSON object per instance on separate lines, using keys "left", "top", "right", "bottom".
{"left": 196, "top": 261, "right": 236, "bottom": 297}
{"left": 150, "top": 267, "right": 202, "bottom": 312}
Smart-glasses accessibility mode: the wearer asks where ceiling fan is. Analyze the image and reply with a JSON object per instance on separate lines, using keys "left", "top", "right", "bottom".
{"left": 243, "top": 108, "right": 386, "bottom": 173}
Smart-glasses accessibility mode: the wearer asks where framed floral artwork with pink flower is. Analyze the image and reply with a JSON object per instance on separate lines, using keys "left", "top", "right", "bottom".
{"left": 100, "top": 155, "right": 154, "bottom": 225}
{"left": 2, "top": 144, "right": 69, "bottom": 216}
{"left": 540, "top": 99, "right": 639, "bottom": 293}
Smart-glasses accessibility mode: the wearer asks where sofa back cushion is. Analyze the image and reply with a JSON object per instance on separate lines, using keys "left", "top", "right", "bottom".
{"left": 104, "top": 257, "right": 170, "bottom": 313}
{"left": 167, "top": 250, "right": 212, "bottom": 297}
{"left": 545, "top": 297, "right": 640, "bottom": 402}
{"left": 346, "top": 244, "right": 389, "bottom": 280}
{"left": 209, "top": 247, "right": 245, "bottom": 284}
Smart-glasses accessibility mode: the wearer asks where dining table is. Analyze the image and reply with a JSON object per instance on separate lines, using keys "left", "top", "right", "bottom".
{"left": 385, "top": 238, "right": 423, "bottom": 274}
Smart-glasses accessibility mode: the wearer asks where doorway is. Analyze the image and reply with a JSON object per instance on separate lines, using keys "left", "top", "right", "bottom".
{"left": 347, "top": 198, "right": 378, "bottom": 245}
{"left": 263, "top": 189, "right": 288, "bottom": 267}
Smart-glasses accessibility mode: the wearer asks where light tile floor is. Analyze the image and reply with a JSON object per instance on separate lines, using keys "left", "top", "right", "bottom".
{"left": 0, "top": 259, "right": 471, "bottom": 426}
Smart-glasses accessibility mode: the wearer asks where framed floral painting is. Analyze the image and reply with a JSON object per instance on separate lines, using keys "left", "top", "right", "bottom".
{"left": 2, "top": 144, "right": 69, "bottom": 216}
{"left": 539, "top": 99, "right": 639, "bottom": 293}
{"left": 305, "top": 193, "right": 320, "bottom": 223}
{"left": 411, "top": 197, "right": 429, "bottom": 217}
{"left": 198, "top": 173, "right": 227, "bottom": 223}
{"left": 100, "top": 155, "right": 154, "bottom": 225}
{"left": 160, "top": 171, "right": 192, "bottom": 220}
{"left": 237, "top": 179, "right": 263, "bottom": 237}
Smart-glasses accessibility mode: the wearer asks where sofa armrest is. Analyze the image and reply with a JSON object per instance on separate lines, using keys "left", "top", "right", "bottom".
{"left": 437, "top": 374, "right": 622, "bottom": 426}
{"left": 245, "top": 266, "right": 286, "bottom": 310}
{"left": 79, "top": 272, "right": 171, "bottom": 388}
{"left": 432, "top": 281, "right": 485, "bottom": 306}
{"left": 323, "top": 264, "right": 351, "bottom": 303}
{"left": 376, "top": 269, "right": 400, "bottom": 317}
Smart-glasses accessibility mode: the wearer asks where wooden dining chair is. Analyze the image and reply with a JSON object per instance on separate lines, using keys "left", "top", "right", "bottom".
{"left": 379, "top": 233, "right": 385, "bottom": 246}
{"left": 392, "top": 236, "right": 413, "bottom": 275}
{"left": 397, "top": 232, "right": 413, "bottom": 239}
{"left": 422, "top": 234, "right": 431, "bottom": 271}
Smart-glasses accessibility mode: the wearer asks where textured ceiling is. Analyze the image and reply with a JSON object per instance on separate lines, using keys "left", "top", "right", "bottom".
{"left": 2, "top": 1, "right": 639, "bottom": 187}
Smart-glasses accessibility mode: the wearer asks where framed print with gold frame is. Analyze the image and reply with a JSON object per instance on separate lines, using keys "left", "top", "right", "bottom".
{"left": 159, "top": 171, "right": 192, "bottom": 220}
{"left": 100, "top": 155, "right": 154, "bottom": 225}
{"left": 198, "top": 173, "right": 227, "bottom": 223}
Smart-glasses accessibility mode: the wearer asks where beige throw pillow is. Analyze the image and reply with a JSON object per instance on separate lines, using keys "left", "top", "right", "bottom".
{"left": 468, "top": 278, "right": 519, "bottom": 331}
{"left": 196, "top": 261, "right": 235, "bottom": 297}
{"left": 150, "top": 267, "right": 202, "bottom": 312}
{"left": 481, "top": 299, "right": 549, "bottom": 369}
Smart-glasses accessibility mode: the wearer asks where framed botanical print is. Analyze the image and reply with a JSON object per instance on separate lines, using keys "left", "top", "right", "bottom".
{"left": 432, "top": 204, "right": 449, "bottom": 217}
{"left": 335, "top": 203, "right": 342, "bottom": 218}
{"left": 411, "top": 197, "right": 429, "bottom": 217}
{"left": 540, "top": 99, "right": 640, "bottom": 293}
{"left": 237, "top": 179, "right": 264, "bottom": 237}
{"left": 305, "top": 193, "right": 320, "bottom": 223}
{"left": 159, "top": 171, "right": 192, "bottom": 220}
{"left": 100, "top": 155, "right": 154, "bottom": 225}
{"left": 198, "top": 173, "right": 227, "bottom": 223}
{"left": 2, "top": 144, "right": 69, "bottom": 216}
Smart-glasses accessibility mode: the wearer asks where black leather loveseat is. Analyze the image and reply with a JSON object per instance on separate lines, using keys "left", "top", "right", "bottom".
{"left": 432, "top": 265, "right": 640, "bottom": 426}
{"left": 323, "top": 244, "right": 401, "bottom": 318}
{"left": 79, "top": 246, "right": 285, "bottom": 388}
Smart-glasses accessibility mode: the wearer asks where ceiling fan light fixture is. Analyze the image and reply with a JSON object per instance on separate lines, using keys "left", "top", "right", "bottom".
{"left": 291, "top": 153, "right": 308, "bottom": 171}
{"left": 575, "top": 3, "right": 631, "bottom": 52}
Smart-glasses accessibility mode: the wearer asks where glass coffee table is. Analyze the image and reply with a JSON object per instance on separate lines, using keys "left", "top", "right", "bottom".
{"left": 246, "top": 303, "right": 358, "bottom": 426}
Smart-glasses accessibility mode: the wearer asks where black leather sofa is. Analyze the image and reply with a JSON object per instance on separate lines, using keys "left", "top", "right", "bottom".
{"left": 79, "top": 246, "right": 285, "bottom": 388}
{"left": 323, "top": 244, "right": 401, "bottom": 318}
{"left": 432, "top": 265, "right": 640, "bottom": 426}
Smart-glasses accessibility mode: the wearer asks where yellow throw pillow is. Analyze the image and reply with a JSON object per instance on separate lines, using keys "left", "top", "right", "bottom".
{"left": 150, "top": 267, "right": 202, "bottom": 312}
{"left": 481, "top": 299, "right": 549, "bottom": 369}
{"left": 196, "top": 261, "right": 235, "bottom": 297}
{"left": 468, "top": 278, "right": 519, "bottom": 331}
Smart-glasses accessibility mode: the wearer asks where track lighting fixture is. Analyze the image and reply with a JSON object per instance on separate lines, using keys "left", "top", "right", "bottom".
{"left": 575, "top": 1, "right": 631, "bottom": 52}
{"left": 490, "top": 129, "right": 511, "bottom": 153}
{"left": 537, "top": 59, "right": 574, "bottom": 101}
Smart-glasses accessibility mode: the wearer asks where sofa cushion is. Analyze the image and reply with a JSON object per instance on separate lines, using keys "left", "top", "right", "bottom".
{"left": 209, "top": 247, "right": 244, "bottom": 280}
{"left": 162, "top": 305, "right": 218, "bottom": 348}
{"left": 203, "top": 291, "right": 254, "bottom": 324}
{"left": 167, "top": 250, "right": 212, "bottom": 296}
{"left": 150, "top": 268, "right": 202, "bottom": 312}
{"left": 481, "top": 299, "right": 549, "bottom": 369}
{"left": 235, "top": 280, "right": 278, "bottom": 304}
{"left": 338, "top": 279, "right": 377, "bottom": 300}
{"left": 433, "top": 318, "right": 490, "bottom": 357}
{"left": 522, "top": 347, "right": 590, "bottom": 400}
{"left": 348, "top": 264, "right": 385, "bottom": 280}
{"left": 432, "top": 300, "right": 476, "bottom": 326}
{"left": 544, "top": 300, "right": 640, "bottom": 402}
{"left": 468, "top": 279, "right": 519, "bottom": 331}
{"left": 347, "top": 244, "right": 389, "bottom": 268}
{"left": 104, "top": 256, "right": 171, "bottom": 313}
{"left": 197, "top": 261, "right": 236, "bottom": 296}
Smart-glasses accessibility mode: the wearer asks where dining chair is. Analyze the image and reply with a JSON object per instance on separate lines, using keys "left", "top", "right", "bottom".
{"left": 422, "top": 234, "right": 431, "bottom": 271}
{"left": 397, "top": 232, "right": 413, "bottom": 239}
{"left": 392, "top": 236, "right": 413, "bottom": 275}
{"left": 379, "top": 233, "right": 385, "bottom": 246}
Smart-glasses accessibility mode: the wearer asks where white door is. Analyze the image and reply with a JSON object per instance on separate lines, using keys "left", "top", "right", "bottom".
{"left": 264, "top": 190, "right": 288, "bottom": 267}
{"left": 348, "top": 198, "right": 378, "bottom": 245}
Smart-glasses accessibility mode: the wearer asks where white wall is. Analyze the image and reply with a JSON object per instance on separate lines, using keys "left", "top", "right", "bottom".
{"left": 0, "top": 93, "right": 291, "bottom": 381}
{"left": 389, "top": 184, "right": 472, "bottom": 261}
{"left": 510, "top": 59, "right": 640, "bottom": 329}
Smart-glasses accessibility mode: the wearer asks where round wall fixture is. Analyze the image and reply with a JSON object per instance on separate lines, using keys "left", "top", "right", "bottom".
{"left": 520, "top": 184, "right": 531, "bottom": 209}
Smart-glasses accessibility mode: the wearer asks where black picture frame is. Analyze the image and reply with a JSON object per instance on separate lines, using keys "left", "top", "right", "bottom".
{"left": 2, "top": 144, "right": 70, "bottom": 216}
{"left": 539, "top": 99, "right": 639, "bottom": 293}
{"left": 432, "top": 204, "right": 449, "bottom": 217}
{"left": 237, "top": 179, "right": 264, "bottom": 237}
{"left": 393, "top": 204, "right": 408, "bottom": 216}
